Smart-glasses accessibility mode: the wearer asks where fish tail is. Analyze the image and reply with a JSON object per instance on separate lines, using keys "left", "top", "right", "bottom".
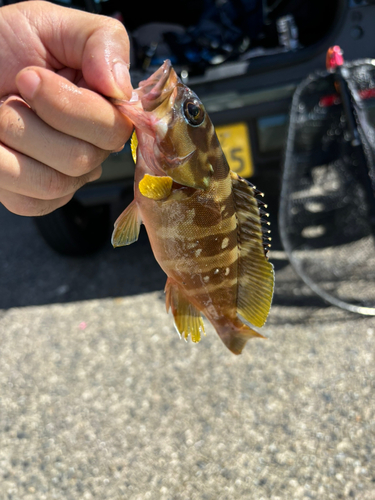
{"left": 212, "top": 318, "right": 265, "bottom": 355}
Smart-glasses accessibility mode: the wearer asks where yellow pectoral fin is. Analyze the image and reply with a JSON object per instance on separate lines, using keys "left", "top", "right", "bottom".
{"left": 139, "top": 173, "right": 173, "bottom": 201}
{"left": 165, "top": 278, "right": 205, "bottom": 343}
{"left": 111, "top": 200, "right": 141, "bottom": 247}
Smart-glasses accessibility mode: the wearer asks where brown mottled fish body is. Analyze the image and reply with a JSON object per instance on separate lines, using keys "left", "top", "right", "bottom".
{"left": 112, "top": 61, "right": 274, "bottom": 354}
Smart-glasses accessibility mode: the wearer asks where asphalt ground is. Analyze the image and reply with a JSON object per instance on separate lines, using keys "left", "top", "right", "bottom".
{"left": 0, "top": 196, "right": 375, "bottom": 500}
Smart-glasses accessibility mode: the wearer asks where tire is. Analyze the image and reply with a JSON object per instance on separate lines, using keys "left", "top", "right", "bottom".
{"left": 34, "top": 198, "right": 111, "bottom": 256}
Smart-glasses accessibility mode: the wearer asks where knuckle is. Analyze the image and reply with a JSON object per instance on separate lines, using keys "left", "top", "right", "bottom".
{"left": 29, "top": 200, "right": 52, "bottom": 217}
{"left": 99, "top": 121, "right": 130, "bottom": 151}
{"left": 1, "top": 194, "right": 44, "bottom": 217}
{"left": 39, "top": 168, "right": 96, "bottom": 201}
{"left": 34, "top": 165, "right": 73, "bottom": 201}
{"left": 106, "top": 133, "right": 126, "bottom": 152}
{"left": 44, "top": 170, "right": 68, "bottom": 199}
{"left": 13, "top": 194, "right": 73, "bottom": 217}
{"left": 0, "top": 176, "right": 73, "bottom": 216}
{"left": 90, "top": 165, "right": 103, "bottom": 182}
{"left": 71, "top": 153, "right": 93, "bottom": 176}
{"left": 71, "top": 176, "right": 89, "bottom": 194}
{"left": 66, "top": 143, "right": 107, "bottom": 176}
{"left": 101, "top": 17, "right": 129, "bottom": 42}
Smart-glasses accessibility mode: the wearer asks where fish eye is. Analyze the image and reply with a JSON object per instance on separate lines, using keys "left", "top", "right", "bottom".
{"left": 183, "top": 99, "right": 205, "bottom": 126}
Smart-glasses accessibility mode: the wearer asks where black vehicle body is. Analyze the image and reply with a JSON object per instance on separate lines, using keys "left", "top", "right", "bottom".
{"left": 34, "top": 0, "right": 375, "bottom": 254}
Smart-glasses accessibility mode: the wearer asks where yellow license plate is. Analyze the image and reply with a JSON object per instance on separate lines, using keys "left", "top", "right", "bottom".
{"left": 216, "top": 122, "right": 254, "bottom": 177}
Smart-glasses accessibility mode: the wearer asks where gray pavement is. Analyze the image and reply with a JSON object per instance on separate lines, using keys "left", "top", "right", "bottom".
{"left": 0, "top": 202, "right": 374, "bottom": 500}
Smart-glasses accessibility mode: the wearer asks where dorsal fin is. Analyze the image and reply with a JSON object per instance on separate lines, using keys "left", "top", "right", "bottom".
{"left": 231, "top": 172, "right": 274, "bottom": 328}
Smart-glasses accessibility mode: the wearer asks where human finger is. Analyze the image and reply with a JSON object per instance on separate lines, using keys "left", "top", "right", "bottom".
{"left": 0, "top": 143, "right": 102, "bottom": 202}
{"left": 0, "top": 187, "right": 75, "bottom": 217}
{"left": 16, "top": 67, "right": 133, "bottom": 151}
{"left": 0, "top": 96, "right": 110, "bottom": 177}
{"left": 1, "top": 1, "right": 132, "bottom": 99}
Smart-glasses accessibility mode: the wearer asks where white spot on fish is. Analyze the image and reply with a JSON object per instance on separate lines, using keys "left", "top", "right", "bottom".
{"left": 186, "top": 209, "right": 195, "bottom": 223}
{"left": 155, "top": 119, "right": 168, "bottom": 139}
{"left": 214, "top": 269, "right": 220, "bottom": 275}
{"left": 225, "top": 267, "right": 230, "bottom": 276}
{"left": 221, "top": 237, "right": 229, "bottom": 249}
{"left": 203, "top": 276, "right": 210, "bottom": 283}
{"left": 221, "top": 205, "right": 226, "bottom": 213}
{"left": 195, "top": 248, "right": 202, "bottom": 257}
{"left": 187, "top": 241, "right": 198, "bottom": 249}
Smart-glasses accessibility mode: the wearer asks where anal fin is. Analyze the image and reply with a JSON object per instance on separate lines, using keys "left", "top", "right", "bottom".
{"left": 112, "top": 200, "right": 141, "bottom": 247}
{"left": 165, "top": 278, "right": 205, "bottom": 343}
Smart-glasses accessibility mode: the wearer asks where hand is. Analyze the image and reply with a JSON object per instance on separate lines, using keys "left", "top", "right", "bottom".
{"left": 0, "top": 1, "right": 133, "bottom": 216}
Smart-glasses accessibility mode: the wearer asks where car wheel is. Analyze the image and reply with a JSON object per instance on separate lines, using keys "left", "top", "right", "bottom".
{"left": 33, "top": 198, "right": 111, "bottom": 256}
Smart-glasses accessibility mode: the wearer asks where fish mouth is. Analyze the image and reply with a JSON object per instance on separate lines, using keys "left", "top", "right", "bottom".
{"left": 112, "top": 61, "right": 196, "bottom": 177}
{"left": 136, "top": 59, "right": 179, "bottom": 112}
{"left": 136, "top": 61, "right": 197, "bottom": 172}
{"left": 111, "top": 60, "right": 179, "bottom": 133}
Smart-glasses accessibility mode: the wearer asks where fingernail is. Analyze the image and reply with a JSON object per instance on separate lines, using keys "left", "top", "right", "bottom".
{"left": 0, "top": 95, "right": 10, "bottom": 107}
{"left": 17, "top": 70, "right": 41, "bottom": 101}
{"left": 112, "top": 61, "right": 131, "bottom": 99}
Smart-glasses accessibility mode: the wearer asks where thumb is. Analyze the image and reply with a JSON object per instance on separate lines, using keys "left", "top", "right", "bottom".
{"left": 31, "top": 2, "right": 132, "bottom": 99}
{"left": 80, "top": 20, "right": 133, "bottom": 100}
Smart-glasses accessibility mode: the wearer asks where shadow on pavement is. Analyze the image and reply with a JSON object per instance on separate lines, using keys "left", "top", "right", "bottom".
{"left": 0, "top": 204, "right": 166, "bottom": 310}
{"left": 0, "top": 196, "right": 329, "bottom": 311}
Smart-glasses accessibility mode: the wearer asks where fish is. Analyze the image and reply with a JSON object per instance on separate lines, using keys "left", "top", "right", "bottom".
{"left": 111, "top": 60, "right": 274, "bottom": 354}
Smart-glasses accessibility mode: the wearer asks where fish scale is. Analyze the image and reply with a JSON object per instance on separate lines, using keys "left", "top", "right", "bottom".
{"left": 111, "top": 60, "right": 274, "bottom": 354}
